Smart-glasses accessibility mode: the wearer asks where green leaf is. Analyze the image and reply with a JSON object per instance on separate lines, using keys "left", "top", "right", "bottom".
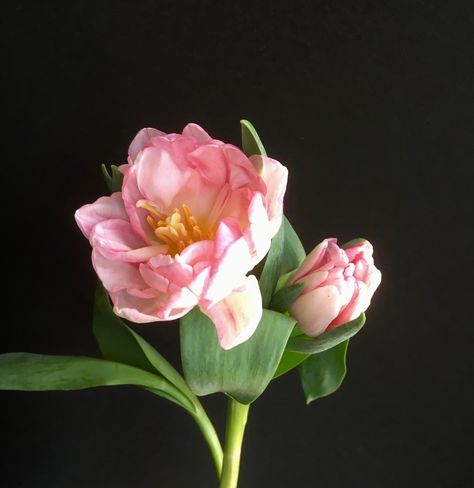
{"left": 180, "top": 308, "right": 295, "bottom": 404}
{"left": 258, "top": 220, "right": 285, "bottom": 307}
{"left": 240, "top": 119, "right": 267, "bottom": 157}
{"left": 258, "top": 216, "right": 306, "bottom": 309}
{"left": 299, "top": 340, "right": 349, "bottom": 404}
{"left": 0, "top": 353, "right": 194, "bottom": 411}
{"left": 101, "top": 164, "right": 123, "bottom": 192}
{"left": 269, "top": 283, "right": 305, "bottom": 314}
{"left": 286, "top": 313, "right": 366, "bottom": 355}
{"left": 93, "top": 285, "right": 193, "bottom": 398}
{"left": 273, "top": 351, "right": 309, "bottom": 378}
{"left": 280, "top": 216, "right": 306, "bottom": 274}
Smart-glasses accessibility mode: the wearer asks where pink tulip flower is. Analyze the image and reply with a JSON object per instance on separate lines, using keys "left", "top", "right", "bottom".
{"left": 289, "top": 239, "right": 381, "bottom": 337}
{"left": 75, "top": 124, "right": 287, "bottom": 349}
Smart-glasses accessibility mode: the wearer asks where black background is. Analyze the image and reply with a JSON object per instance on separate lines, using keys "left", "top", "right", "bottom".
{"left": 2, "top": 1, "right": 473, "bottom": 487}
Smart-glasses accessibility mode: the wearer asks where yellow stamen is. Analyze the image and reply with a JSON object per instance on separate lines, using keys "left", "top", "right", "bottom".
{"left": 142, "top": 204, "right": 210, "bottom": 256}
{"left": 146, "top": 215, "right": 157, "bottom": 229}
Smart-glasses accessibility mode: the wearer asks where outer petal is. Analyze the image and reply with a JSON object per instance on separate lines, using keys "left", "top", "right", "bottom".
{"left": 245, "top": 192, "right": 273, "bottom": 265}
{"left": 204, "top": 218, "right": 253, "bottom": 304}
{"left": 289, "top": 284, "right": 347, "bottom": 337}
{"left": 201, "top": 275, "right": 262, "bottom": 350}
{"left": 249, "top": 155, "right": 288, "bottom": 235}
{"left": 182, "top": 123, "right": 214, "bottom": 144}
{"left": 91, "top": 219, "right": 167, "bottom": 262}
{"left": 188, "top": 144, "right": 228, "bottom": 187}
{"left": 92, "top": 250, "right": 152, "bottom": 296}
{"left": 365, "top": 266, "right": 382, "bottom": 298}
{"left": 224, "top": 145, "right": 265, "bottom": 192}
{"left": 291, "top": 239, "right": 335, "bottom": 283}
{"left": 121, "top": 164, "right": 156, "bottom": 243}
{"left": 75, "top": 193, "right": 127, "bottom": 239}
{"left": 137, "top": 145, "right": 189, "bottom": 210}
{"left": 111, "top": 290, "right": 167, "bottom": 323}
{"left": 129, "top": 127, "right": 166, "bottom": 163}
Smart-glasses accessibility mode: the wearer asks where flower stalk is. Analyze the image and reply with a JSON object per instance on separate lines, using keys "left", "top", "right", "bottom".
{"left": 219, "top": 398, "right": 250, "bottom": 488}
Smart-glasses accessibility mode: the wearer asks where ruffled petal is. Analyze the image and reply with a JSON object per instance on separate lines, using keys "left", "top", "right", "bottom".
{"left": 75, "top": 193, "right": 127, "bottom": 239}
{"left": 223, "top": 145, "right": 264, "bottom": 192}
{"left": 121, "top": 164, "right": 156, "bottom": 243}
{"left": 92, "top": 250, "right": 152, "bottom": 296}
{"left": 245, "top": 192, "right": 273, "bottom": 265}
{"left": 204, "top": 219, "right": 253, "bottom": 305}
{"left": 129, "top": 127, "right": 165, "bottom": 163}
{"left": 289, "top": 284, "right": 347, "bottom": 337}
{"left": 291, "top": 238, "right": 336, "bottom": 282}
{"left": 201, "top": 275, "right": 262, "bottom": 350}
{"left": 182, "top": 123, "right": 214, "bottom": 144}
{"left": 250, "top": 155, "right": 288, "bottom": 236}
{"left": 91, "top": 219, "right": 166, "bottom": 262}
{"left": 111, "top": 290, "right": 167, "bottom": 323}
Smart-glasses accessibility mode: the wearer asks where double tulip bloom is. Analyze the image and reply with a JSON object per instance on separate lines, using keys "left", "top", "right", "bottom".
{"left": 75, "top": 124, "right": 287, "bottom": 349}
{"left": 76, "top": 123, "right": 381, "bottom": 350}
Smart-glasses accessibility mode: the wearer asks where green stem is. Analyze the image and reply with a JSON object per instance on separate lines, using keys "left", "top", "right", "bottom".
{"left": 190, "top": 402, "right": 224, "bottom": 478}
{"left": 219, "top": 398, "right": 250, "bottom": 488}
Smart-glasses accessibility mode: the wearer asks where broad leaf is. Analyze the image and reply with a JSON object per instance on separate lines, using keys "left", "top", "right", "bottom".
{"left": 273, "top": 351, "right": 309, "bottom": 378}
{"left": 101, "top": 164, "right": 123, "bottom": 192}
{"left": 180, "top": 308, "right": 295, "bottom": 404}
{"left": 0, "top": 353, "right": 194, "bottom": 411}
{"left": 280, "top": 216, "right": 306, "bottom": 274}
{"left": 258, "top": 220, "right": 285, "bottom": 307}
{"left": 93, "top": 286, "right": 192, "bottom": 397}
{"left": 286, "top": 313, "right": 366, "bottom": 355}
{"left": 240, "top": 119, "right": 267, "bottom": 157}
{"left": 299, "top": 340, "right": 349, "bottom": 404}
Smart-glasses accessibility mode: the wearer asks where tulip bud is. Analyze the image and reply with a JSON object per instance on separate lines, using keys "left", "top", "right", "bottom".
{"left": 289, "top": 238, "right": 381, "bottom": 337}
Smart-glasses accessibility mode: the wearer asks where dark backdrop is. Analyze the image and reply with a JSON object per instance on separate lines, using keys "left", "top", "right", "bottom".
{"left": 2, "top": 1, "right": 473, "bottom": 487}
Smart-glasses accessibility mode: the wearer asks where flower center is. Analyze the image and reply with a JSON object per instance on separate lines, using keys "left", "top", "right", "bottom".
{"left": 143, "top": 203, "right": 209, "bottom": 255}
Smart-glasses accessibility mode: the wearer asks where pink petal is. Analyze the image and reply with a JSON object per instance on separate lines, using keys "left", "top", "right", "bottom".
{"left": 249, "top": 155, "right": 288, "bottom": 235}
{"left": 138, "top": 264, "right": 170, "bottom": 293}
{"left": 91, "top": 219, "right": 167, "bottom": 262}
{"left": 161, "top": 287, "right": 198, "bottom": 319}
{"left": 219, "top": 188, "right": 253, "bottom": 228}
{"left": 345, "top": 240, "right": 372, "bottom": 262}
{"left": 223, "top": 145, "right": 264, "bottom": 192}
{"left": 147, "top": 258, "right": 194, "bottom": 288}
{"left": 365, "top": 267, "right": 382, "bottom": 298}
{"left": 111, "top": 290, "right": 168, "bottom": 323}
{"left": 245, "top": 192, "right": 273, "bottom": 264}
{"left": 188, "top": 265, "right": 212, "bottom": 296}
{"left": 289, "top": 284, "right": 347, "bottom": 337}
{"left": 214, "top": 217, "right": 243, "bottom": 258}
{"left": 201, "top": 275, "right": 262, "bottom": 350}
{"left": 204, "top": 219, "right": 253, "bottom": 304}
{"left": 92, "top": 250, "right": 151, "bottom": 295}
{"left": 297, "top": 270, "right": 329, "bottom": 293}
{"left": 75, "top": 193, "right": 127, "bottom": 239}
{"left": 129, "top": 128, "right": 165, "bottom": 163}
{"left": 182, "top": 123, "right": 214, "bottom": 144}
{"left": 178, "top": 240, "right": 215, "bottom": 266}
{"left": 188, "top": 144, "right": 228, "bottom": 187}
{"left": 205, "top": 241, "right": 253, "bottom": 305}
{"left": 121, "top": 165, "right": 156, "bottom": 243}
{"left": 291, "top": 239, "right": 335, "bottom": 283}
{"left": 329, "top": 282, "right": 364, "bottom": 329}
{"left": 137, "top": 146, "right": 189, "bottom": 210}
